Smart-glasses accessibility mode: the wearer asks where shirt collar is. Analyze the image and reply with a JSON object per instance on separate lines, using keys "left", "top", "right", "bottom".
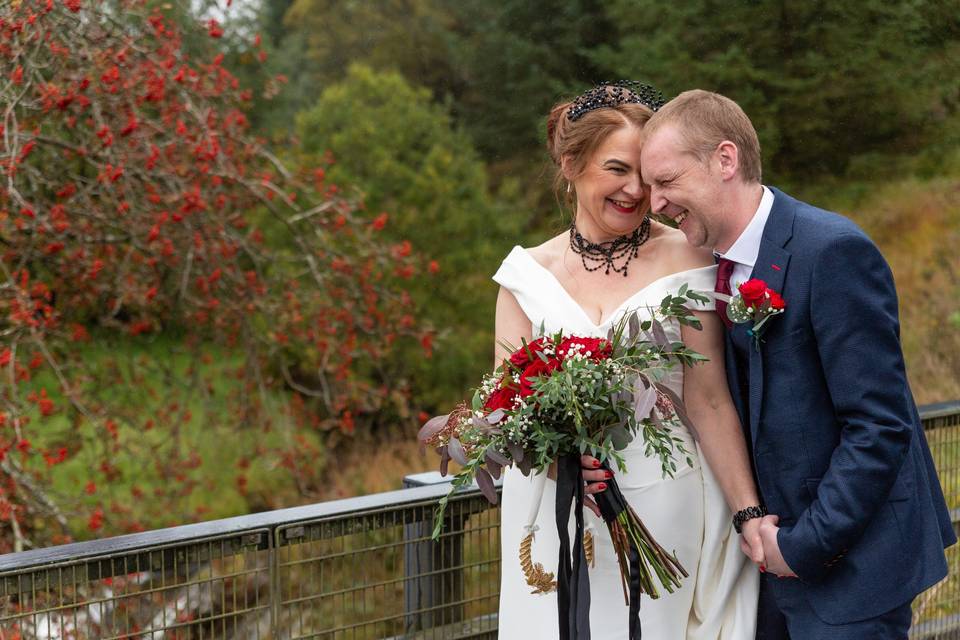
{"left": 716, "top": 185, "right": 774, "bottom": 269}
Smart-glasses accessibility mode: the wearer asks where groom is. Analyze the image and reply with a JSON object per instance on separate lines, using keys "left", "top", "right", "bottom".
{"left": 639, "top": 89, "right": 956, "bottom": 639}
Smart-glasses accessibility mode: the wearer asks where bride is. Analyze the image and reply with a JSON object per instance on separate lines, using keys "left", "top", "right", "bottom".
{"left": 493, "top": 83, "right": 762, "bottom": 639}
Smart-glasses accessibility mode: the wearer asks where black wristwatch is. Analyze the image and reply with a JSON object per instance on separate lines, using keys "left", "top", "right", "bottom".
{"left": 733, "top": 505, "right": 767, "bottom": 533}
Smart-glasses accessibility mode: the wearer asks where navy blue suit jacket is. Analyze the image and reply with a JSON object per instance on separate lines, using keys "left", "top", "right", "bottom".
{"left": 723, "top": 187, "right": 956, "bottom": 624}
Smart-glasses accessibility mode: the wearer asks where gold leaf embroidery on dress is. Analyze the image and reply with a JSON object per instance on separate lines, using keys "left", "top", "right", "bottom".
{"left": 583, "top": 529, "right": 595, "bottom": 567}
{"left": 519, "top": 531, "right": 557, "bottom": 594}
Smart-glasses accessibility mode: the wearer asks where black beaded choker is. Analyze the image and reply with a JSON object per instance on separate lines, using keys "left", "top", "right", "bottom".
{"left": 569, "top": 217, "right": 651, "bottom": 277}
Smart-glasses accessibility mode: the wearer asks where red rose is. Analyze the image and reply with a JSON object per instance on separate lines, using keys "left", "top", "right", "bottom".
{"left": 484, "top": 382, "right": 518, "bottom": 412}
{"left": 557, "top": 336, "right": 612, "bottom": 361}
{"left": 768, "top": 290, "right": 786, "bottom": 310}
{"left": 508, "top": 336, "right": 550, "bottom": 369}
{"left": 738, "top": 278, "right": 768, "bottom": 309}
{"left": 518, "top": 356, "right": 562, "bottom": 397}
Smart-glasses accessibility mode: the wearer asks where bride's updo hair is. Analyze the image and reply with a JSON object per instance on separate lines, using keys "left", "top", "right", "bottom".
{"left": 546, "top": 87, "right": 655, "bottom": 210}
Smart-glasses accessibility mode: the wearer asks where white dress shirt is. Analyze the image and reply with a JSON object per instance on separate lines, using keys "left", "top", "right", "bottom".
{"left": 716, "top": 186, "right": 774, "bottom": 291}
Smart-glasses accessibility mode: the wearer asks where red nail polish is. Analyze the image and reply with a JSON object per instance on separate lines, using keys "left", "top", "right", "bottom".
{"left": 604, "top": 471, "right": 613, "bottom": 479}
{"left": 592, "top": 460, "right": 600, "bottom": 468}
{"left": 597, "top": 482, "right": 607, "bottom": 491}
{"left": 759, "top": 565, "right": 766, "bottom": 573}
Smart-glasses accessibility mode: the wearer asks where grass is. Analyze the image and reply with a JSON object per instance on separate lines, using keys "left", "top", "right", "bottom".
{"left": 22, "top": 335, "right": 319, "bottom": 539}
{"left": 797, "top": 174, "right": 960, "bottom": 404}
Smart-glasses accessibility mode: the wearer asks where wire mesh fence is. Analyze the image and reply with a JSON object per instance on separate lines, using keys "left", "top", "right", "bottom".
{"left": 0, "top": 485, "right": 499, "bottom": 639}
{"left": 912, "top": 401, "right": 960, "bottom": 639}
{"left": 274, "top": 491, "right": 498, "bottom": 640}
{"left": 0, "top": 402, "right": 955, "bottom": 639}
{"left": 0, "top": 530, "right": 273, "bottom": 639}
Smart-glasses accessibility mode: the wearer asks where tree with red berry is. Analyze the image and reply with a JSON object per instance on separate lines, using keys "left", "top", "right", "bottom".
{"left": 0, "top": 0, "right": 430, "bottom": 550}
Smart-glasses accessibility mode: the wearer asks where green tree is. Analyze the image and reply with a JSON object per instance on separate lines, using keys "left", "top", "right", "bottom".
{"left": 252, "top": 0, "right": 458, "bottom": 133}
{"left": 444, "top": 0, "right": 616, "bottom": 159}
{"left": 597, "top": 0, "right": 957, "bottom": 178}
{"left": 295, "top": 65, "right": 520, "bottom": 407}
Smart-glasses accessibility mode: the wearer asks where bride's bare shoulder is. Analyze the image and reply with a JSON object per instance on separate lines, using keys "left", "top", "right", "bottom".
{"left": 524, "top": 231, "right": 569, "bottom": 271}
{"left": 650, "top": 221, "right": 714, "bottom": 271}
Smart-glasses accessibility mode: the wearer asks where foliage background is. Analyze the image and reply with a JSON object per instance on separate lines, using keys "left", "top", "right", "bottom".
{"left": 2, "top": 0, "right": 959, "bottom": 547}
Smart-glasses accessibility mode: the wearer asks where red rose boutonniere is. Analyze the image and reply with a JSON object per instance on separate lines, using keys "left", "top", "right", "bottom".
{"left": 725, "top": 278, "right": 786, "bottom": 349}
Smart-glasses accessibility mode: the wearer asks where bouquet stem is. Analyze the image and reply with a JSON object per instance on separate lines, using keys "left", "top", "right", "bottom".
{"left": 595, "top": 464, "right": 688, "bottom": 602}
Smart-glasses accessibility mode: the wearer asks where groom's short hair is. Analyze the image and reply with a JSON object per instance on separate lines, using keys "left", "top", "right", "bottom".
{"left": 647, "top": 90, "right": 762, "bottom": 183}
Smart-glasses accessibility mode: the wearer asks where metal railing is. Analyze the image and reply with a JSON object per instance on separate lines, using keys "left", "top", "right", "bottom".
{"left": 0, "top": 401, "right": 956, "bottom": 639}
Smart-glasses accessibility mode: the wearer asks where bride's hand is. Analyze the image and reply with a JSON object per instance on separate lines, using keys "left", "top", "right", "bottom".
{"left": 739, "top": 517, "right": 765, "bottom": 566}
{"left": 580, "top": 454, "right": 612, "bottom": 518}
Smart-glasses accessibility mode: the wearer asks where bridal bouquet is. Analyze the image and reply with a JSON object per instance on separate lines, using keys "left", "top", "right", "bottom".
{"left": 419, "top": 286, "right": 710, "bottom": 614}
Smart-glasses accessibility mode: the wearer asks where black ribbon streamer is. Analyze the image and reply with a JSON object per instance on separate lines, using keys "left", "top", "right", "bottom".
{"left": 556, "top": 453, "right": 591, "bottom": 639}
{"left": 556, "top": 456, "right": 642, "bottom": 640}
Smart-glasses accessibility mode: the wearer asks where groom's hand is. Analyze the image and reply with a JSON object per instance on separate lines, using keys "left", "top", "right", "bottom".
{"left": 739, "top": 517, "right": 765, "bottom": 566}
{"left": 580, "top": 454, "right": 611, "bottom": 518}
{"left": 758, "top": 514, "right": 797, "bottom": 577}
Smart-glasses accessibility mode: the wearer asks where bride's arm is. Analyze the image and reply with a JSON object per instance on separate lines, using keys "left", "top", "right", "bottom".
{"left": 681, "top": 310, "right": 764, "bottom": 563}
{"left": 494, "top": 286, "right": 532, "bottom": 365}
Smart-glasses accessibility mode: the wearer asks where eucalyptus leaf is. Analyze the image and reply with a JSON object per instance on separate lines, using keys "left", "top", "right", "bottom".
{"left": 486, "top": 447, "right": 510, "bottom": 466}
{"left": 475, "top": 467, "right": 498, "bottom": 504}
{"left": 507, "top": 442, "right": 524, "bottom": 463}
{"left": 651, "top": 319, "right": 669, "bottom": 347}
{"left": 417, "top": 414, "right": 449, "bottom": 443}
{"left": 628, "top": 311, "right": 640, "bottom": 338}
{"left": 633, "top": 380, "right": 658, "bottom": 421}
{"left": 636, "top": 372, "right": 650, "bottom": 389}
{"left": 486, "top": 408, "right": 506, "bottom": 424}
{"left": 439, "top": 446, "right": 450, "bottom": 476}
{"left": 448, "top": 437, "right": 468, "bottom": 465}
{"left": 517, "top": 455, "right": 532, "bottom": 476}
{"left": 484, "top": 456, "right": 502, "bottom": 479}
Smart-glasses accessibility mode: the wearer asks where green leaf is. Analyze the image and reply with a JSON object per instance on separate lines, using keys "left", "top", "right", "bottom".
{"left": 608, "top": 425, "right": 632, "bottom": 450}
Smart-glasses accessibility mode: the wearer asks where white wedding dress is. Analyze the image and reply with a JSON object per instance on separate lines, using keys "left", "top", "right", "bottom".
{"left": 493, "top": 246, "right": 758, "bottom": 640}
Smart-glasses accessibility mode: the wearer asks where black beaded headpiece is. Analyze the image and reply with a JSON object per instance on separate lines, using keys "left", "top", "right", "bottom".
{"left": 567, "top": 80, "right": 665, "bottom": 122}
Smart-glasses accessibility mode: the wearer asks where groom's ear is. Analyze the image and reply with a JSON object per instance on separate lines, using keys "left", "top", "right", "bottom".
{"left": 716, "top": 141, "right": 740, "bottom": 181}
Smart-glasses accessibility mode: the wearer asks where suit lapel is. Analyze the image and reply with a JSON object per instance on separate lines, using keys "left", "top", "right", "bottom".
{"left": 744, "top": 188, "right": 796, "bottom": 449}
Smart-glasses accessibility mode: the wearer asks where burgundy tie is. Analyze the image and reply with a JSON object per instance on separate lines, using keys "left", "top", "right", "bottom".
{"left": 715, "top": 258, "right": 736, "bottom": 329}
